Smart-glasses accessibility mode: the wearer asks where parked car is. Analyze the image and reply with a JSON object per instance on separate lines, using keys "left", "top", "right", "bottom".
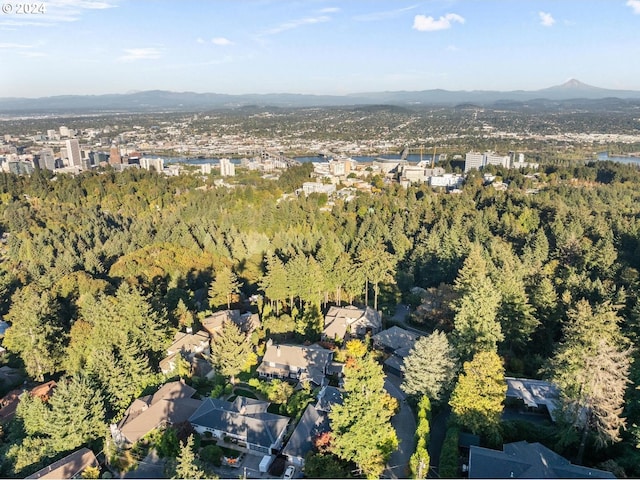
{"left": 283, "top": 465, "right": 296, "bottom": 479}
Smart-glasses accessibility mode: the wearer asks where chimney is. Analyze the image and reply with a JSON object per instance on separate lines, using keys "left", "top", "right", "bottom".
{"left": 276, "top": 345, "right": 281, "bottom": 357}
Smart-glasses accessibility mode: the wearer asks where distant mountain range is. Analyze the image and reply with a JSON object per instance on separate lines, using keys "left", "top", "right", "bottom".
{"left": 1, "top": 79, "right": 639, "bottom": 114}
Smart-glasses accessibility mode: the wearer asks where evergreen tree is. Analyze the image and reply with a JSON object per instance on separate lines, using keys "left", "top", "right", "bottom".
{"left": 548, "top": 300, "right": 632, "bottom": 460}
{"left": 209, "top": 266, "right": 241, "bottom": 310}
{"left": 329, "top": 354, "right": 398, "bottom": 478}
{"left": 401, "top": 330, "right": 458, "bottom": 402}
{"left": 172, "top": 435, "right": 205, "bottom": 480}
{"left": 3, "top": 286, "right": 66, "bottom": 381}
{"left": 209, "top": 320, "right": 252, "bottom": 383}
{"left": 410, "top": 395, "right": 431, "bottom": 479}
{"left": 260, "top": 254, "right": 289, "bottom": 314}
{"left": 46, "top": 376, "right": 106, "bottom": 452}
{"left": 451, "top": 246, "right": 503, "bottom": 360}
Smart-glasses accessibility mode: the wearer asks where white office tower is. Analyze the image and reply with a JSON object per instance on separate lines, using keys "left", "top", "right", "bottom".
{"left": 59, "top": 126, "right": 71, "bottom": 137}
{"left": 65, "top": 139, "right": 82, "bottom": 167}
{"left": 220, "top": 158, "right": 235, "bottom": 177}
{"left": 465, "top": 152, "right": 485, "bottom": 172}
{"left": 484, "top": 152, "right": 510, "bottom": 168}
{"left": 40, "top": 148, "right": 56, "bottom": 171}
{"left": 140, "top": 157, "right": 164, "bottom": 173}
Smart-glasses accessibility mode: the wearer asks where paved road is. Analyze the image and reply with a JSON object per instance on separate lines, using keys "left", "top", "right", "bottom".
{"left": 389, "top": 304, "right": 428, "bottom": 337}
{"left": 427, "top": 406, "right": 451, "bottom": 478}
{"left": 384, "top": 374, "right": 416, "bottom": 479}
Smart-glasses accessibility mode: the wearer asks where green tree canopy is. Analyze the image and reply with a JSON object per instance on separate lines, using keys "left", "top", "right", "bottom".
{"left": 329, "top": 354, "right": 398, "bottom": 479}
{"left": 449, "top": 350, "right": 506, "bottom": 442}
{"left": 401, "top": 330, "right": 458, "bottom": 402}
{"left": 209, "top": 320, "right": 252, "bottom": 382}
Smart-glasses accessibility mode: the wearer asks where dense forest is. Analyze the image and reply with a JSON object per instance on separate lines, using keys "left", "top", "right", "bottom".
{"left": 1, "top": 159, "right": 640, "bottom": 477}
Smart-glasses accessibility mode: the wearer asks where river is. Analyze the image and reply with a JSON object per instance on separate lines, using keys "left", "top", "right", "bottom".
{"left": 596, "top": 152, "right": 640, "bottom": 165}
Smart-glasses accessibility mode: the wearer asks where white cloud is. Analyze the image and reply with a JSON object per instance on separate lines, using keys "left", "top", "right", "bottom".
{"left": 539, "top": 11, "right": 555, "bottom": 27}
{"left": 318, "top": 7, "right": 340, "bottom": 14}
{"left": 446, "top": 44, "right": 460, "bottom": 52}
{"left": 196, "top": 37, "right": 205, "bottom": 44}
{"left": 413, "top": 13, "right": 465, "bottom": 32}
{"left": 355, "top": 5, "right": 418, "bottom": 22}
{"left": 212, "top": 37, "right": 233, "bottom": 46}
{"left": 627, "top": 0, "right": 640, "bottom": 14}
{"left": 262, "top": 15, "right": 331, "bottom": 35}
{"left": 118, "top": 48, "right": 162, "bottom": 62}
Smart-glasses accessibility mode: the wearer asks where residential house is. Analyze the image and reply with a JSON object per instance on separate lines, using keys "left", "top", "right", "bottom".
{"left": 257, "top": 342, "right": 333, "bottom": 387}
{"left": 322, "top": 305, "right": 382, "bottom": 342}
{"left": 0, "top": 381, "right": 57, "bottom": 424}
{"left": 189, "top": 397, "right": 289, "bottom": 455}
{"left": 112, "top": 380, "right": 202, "bottom": 446}
{"left": 26, "top": 448, "right": 99, "bottom": 479}
{"left": 282, "top": 386, "right": 343, "bottom": 467}
{"left": 505, "top": 377, "right": 560, "bottom": 422}
{"left": 468, "top": 441, "right": 615, "bottom": 478}
{"left": 201, "top": 310, "right": 260, "bottom": 336}
{"left": 372, "top": 326, "right": 419, "bottom": 376}
{"left": 159, "top": 330, "right": 210, "bottom": 375}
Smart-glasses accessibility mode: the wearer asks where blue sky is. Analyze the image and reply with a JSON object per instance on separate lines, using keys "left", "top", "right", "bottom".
{"left": 1, "top": 0, "right": 640, "bottom": 97}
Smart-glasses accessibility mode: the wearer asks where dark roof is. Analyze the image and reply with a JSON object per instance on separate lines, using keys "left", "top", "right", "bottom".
{"left": 372, "top": 326, "right": 419, "bottom": 352}
{"left": 201, "top": 310, "right": 240, "bottom": 334}
{"left": 189, "top": 397, "right": 289, "bottom": 449}
{"left": 117, "top": 380, "right": 200, "bottom": 444}
{"left": 315, "top": 386, "right": 343, "bottom": 413}
{"left": 505, "top": 377, "right": 560, "bottom": 421}
{"left": 469, "top": 442, "right": 616, "bottom": 479}
{"left": 323, "top": 305, "right": 381, "bottom": 339}
{"left": 26, "top": 447, "right": 98, "bottom": 479}
{"left": 257, "top": 343, "right": 333, "bottom": 386}
{"left": 282, "top": 404, "right": 330, "bottom": 461}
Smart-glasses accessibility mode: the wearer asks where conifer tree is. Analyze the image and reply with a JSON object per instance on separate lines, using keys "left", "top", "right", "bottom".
{"left": 209, "top": 266, "right": 240, "bottom": 309}
{"left": 3, "top": 287, "right": 66, "bottom": 381}
{"left": 451, "top": 246, "right": 503, "bottom": 360}
{"left": 209, "top": 320, "right": 252, "bottom": 383}
{"left": 329, "top": 354, "right": 398, "bottom": 478}
{"left": 402, "top": 330, "right": 458, "bottom": 402}
{"left": 172, "top": 435, "right": 205, "bottom": 480}
{"left": 548, "top": 300, "right": 632, "bottom": 461}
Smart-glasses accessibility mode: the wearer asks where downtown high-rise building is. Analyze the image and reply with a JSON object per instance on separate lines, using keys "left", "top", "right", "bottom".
{"left": 109, "top": 145, "right": 122, "bottom": 165}
{"left": 220, "top": 158, "right": 235, "bottom": 177}
{"left": 40, "top": 148, "right": 56, "bottom": 171}
{"left": 65, "top": 139, "right": 82, "bottom": 167}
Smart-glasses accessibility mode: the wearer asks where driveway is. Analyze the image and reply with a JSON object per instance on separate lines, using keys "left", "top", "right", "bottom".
{"left": 384, "top": 374, "right": 416, "bottom": 479}
{"left": 122, "top": 450, "right": 166, "bottom": 479}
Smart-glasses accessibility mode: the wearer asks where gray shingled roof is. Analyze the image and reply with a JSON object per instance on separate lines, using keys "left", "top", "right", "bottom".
{"left": 26, "top": 448, "right": 98, "bottom": 479}
{"left": 372, "top": 326, "right": 419, "bottom": 352}
{"left": 323, "top": 305, "right": 381, "bottom": 339}
{"left": 282, "top": 404, "right": 330, "bottom": 462}
{"left": 505, "top": 377, "right": 560, "bottom": 421}
{"left": 117, "top": 381, "right": 201, "bottom": 444}
{"left": 257, "top": 343, "right": 333, "bottom": 386}
{"left": 189, "top": 397, "right": 289, "bottom": 449}
{"left": 469, "top": 442, "right": 616, "bottom": 478}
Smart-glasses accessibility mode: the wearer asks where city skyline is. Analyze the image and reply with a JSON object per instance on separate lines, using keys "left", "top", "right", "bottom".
{"left": 1, "top": 0, "right": 640, "bottom": 98}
